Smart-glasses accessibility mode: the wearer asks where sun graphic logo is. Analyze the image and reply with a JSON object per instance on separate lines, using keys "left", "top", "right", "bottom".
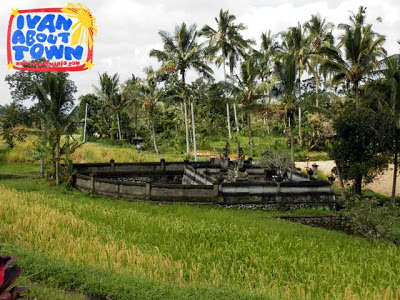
{"left": 7, "top": 3, "right": 97, "bottom": 72}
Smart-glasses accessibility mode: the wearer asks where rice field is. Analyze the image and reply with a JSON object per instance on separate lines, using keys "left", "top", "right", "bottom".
{"left": 1, "top": 176, "right": 400, "bottom": 299}
{"left": 0, "top": 136, "right": 198, "bottom": 164}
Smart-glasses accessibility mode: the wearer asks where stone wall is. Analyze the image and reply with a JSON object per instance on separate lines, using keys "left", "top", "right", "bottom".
{"left": 73, "top": 159, "right": 210, "bottom": 175}
{"left": 73, "top": 160, "right": 336, "bottom": 208}
{"left": 75, "top": 173, "right": 219, "bottom": 202}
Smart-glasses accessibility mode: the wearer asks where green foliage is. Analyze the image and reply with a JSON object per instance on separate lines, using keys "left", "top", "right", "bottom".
{"left": 332, "top": 108, "right": 395, "bottom": 194}
{"left": 342, "top": 196, "right": 400, "bottom": 242}
{"left": 5, "top": 63, "right": 77, "bottom": 104}
{"left": 0, "top": 102, "right": 31, "bottom": 147}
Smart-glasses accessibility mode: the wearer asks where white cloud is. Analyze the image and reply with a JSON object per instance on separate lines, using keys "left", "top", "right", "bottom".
{"left": 0, "top": 0, "right": 399, "bottom": 106}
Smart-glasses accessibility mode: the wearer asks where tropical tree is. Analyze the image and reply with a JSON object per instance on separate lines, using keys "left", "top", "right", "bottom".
{"left": 252, "top": 31, "right": 279, "bottom": 134}
{"left": 230, "top": 57, "right": 267, "bottom": 152}
{"left": 274, "top": 53, "right": 297, "bottom": 162}
{"left": 319, "top": 6, "right": 386, "bottom": 109}
{"left": 304, "top": 14, "right": 334, "bottom": 107}
{"left": 150, "top": 23, "right": 213, "bottom": 154}
{"left": 200, "top": 9, "right": 253, "bottom": 137}
{"left": 35, "top": 73, "right": 77, "bottom": 184}
{"left": 136, "top": 70, "right": 164, "bottom": 154}
{"left": 366, "top": 54, "right": 400, "bottom": 202}
{"left": 122, "top": 74, "right": 143, "bottom": 142}
{"left": 95, "top": 73, "right": 122, "bottom": 140}
{"left": 281, "top": 23, "right": 309, "bottom": 143}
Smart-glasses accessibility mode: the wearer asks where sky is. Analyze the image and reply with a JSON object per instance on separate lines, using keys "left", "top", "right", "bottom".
{"left": 1, "top": 0, "right": 399, "bottom": 106}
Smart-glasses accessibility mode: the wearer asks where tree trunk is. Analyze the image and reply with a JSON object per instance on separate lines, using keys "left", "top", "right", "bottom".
{"left": 354, "top": 173, "right": 362, "bottom": 195}
{"left": 289, "top": 116, "right": 294, "bottom": 163}
{"left": 223, "top": 57, "right": 232, "bottom": 139}
{"left": 55, "top": 138, "right": 60, "bottom": 185}
{"left": 117, "top": 113, "right": 122, "bottom": 140}
{"left": 233, "top": 102, "right": 239, "bottom": 133}
{"left": 248, "top": 112, "right": 253, "bottom": 153}
{"left": 226, "top": 103, "right": 232, "bottom": 139}
{"left": 298, "top": 106, "right": 302, "bottom": 144}
{"left": 40, "top": 157, "right": 44, "bottom": 178}
{"left": 151, "top": 119, "right": 158, "bottom": 154}
{"left": 355, "top": 81, "right": 360, "bottom": 110}
{"left": 392, "top": 150, "right": 398, "bottom": 204}
{"left": 181, "top": 71, "right": 190, "bottom": 154}
{"left": 298, "top": 70, "right": 303, "bottom": 145}
{"left": 315, "top": 74, "right": 319, "bottom": 107}
{"left": 190, "top": 101, "right": 197, "bottom": 162}
{"left": 134, "top": 108, "right": 138, "bottom": 140}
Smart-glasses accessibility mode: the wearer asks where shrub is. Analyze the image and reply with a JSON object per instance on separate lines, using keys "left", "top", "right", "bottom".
{"left": 341, "top": 196, "right": 400, "bottom": 243}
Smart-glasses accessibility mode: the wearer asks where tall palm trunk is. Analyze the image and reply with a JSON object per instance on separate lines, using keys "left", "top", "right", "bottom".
{"left": 392, "top": 135, "right": 398, "bottom": 203}
{"left": 355, "top": 81, "right": 360, "bottom": 109}
{"left": 190, "top": 100, "right": 197, "bottom": 161}
{"left": 116, "top": 113, "right": 122, "bottom": 140}
{"left": 248, "top": 112, "right": 253, "bottom": 154}
{"left": 40, "top": 157, "right": 44, "bottom": 178}
{"left": 55, "top": 136, "right": 60, "bottom": 185}
{"left": 233, "top": 102, "right": 239, "bottom": 132}
{"left": 315, "top": 70, "right": 320, "bottom": 107}
{"left": 298, "top": 69, "right": 303, "bottom": 145}
{"left": 289, "top": 115, "right": 294, "bottom": 163}
{"left": 151, "top": 121, "right": 158, "bottom": 154}
{"left": 223, "top": 58, "right": 232, "bottom": 139}
{"left": 230, "top": 69, "right": 240, "bottom": 133}
{"left": 181, "top": 71, "right": 190, "bottom": 154}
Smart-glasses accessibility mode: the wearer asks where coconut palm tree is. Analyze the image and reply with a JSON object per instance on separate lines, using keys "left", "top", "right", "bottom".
{"left": 230, "top": 57, "right": 267, "bottom": 153}
{"left": 319, "top": 6, "right": 386, "bottom": 109}
{"left": 304, "top": 14, "right": 334, "bottom": 107}
{"left": 252, "top": 31, "right": 279, "bottom": 134}
{"left": 200, "top": 9, "right": 253, "bottom": 137}
{"left": 150, "top": 23, "right": 213, "bottom": 154}
{"left": 106, "top": 93, "right": 128, "bottom": 141}
{"left": 281, "top": 23, "right": 309, "bottom": 144}
{"left": 136, "top": 71, "right": 164, "bottom": 154}
{"left": 274, "top": 53, "right": 297, "bottom": 162}
{"left": 95, "top": 73, "right": 122, "bottom": 140}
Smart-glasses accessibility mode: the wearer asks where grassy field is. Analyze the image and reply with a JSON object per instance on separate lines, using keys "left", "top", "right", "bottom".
{"left": 0, "top": 134, "right": 329, "bottom": 164}
{"left": 1, "top": 170, "right": 400, "bottom": 299}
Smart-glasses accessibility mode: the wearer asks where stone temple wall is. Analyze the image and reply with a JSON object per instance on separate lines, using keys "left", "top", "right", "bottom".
{"left": 73, "top": 159, "right": 336, "bottom": 209}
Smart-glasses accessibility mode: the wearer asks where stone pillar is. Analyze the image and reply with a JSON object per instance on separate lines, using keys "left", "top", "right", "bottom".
{"left": 89, "top": 173, "right": 95, "bottom": 192}
{"left": 145, "top": 179, "right": 151, "bottom": 200}
{"left": 213, "top": 183, "right": 220, "bottom": 198}
{"left": 160, "top": 158, "right": 166, "bottom": 172}
{"left": 248, "top": 157, "right": 253, "bottom": 166}
{"left": 110, "top": 159, "right": 115, "bottom": 172}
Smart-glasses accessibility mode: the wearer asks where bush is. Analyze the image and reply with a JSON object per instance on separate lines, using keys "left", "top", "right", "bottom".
{"left": 341, "top": 196, "right": 400, "bottom": 243}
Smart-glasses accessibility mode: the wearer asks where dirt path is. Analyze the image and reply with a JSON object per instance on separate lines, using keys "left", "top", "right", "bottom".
{"left": 296, "top": 160, "right": 399, "bottom": 197}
